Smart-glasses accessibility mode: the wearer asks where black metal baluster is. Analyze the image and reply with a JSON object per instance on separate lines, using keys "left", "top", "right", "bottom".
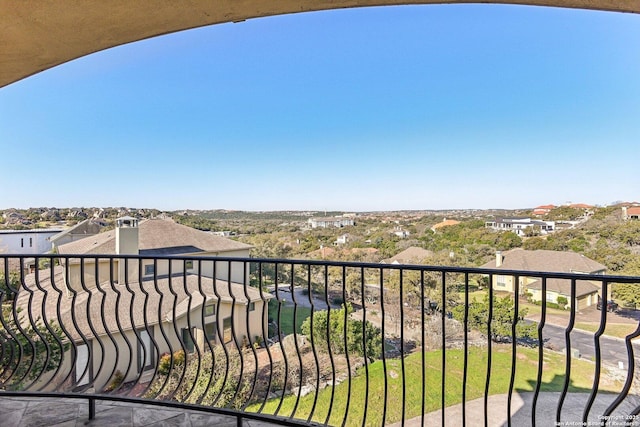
{"left": 94, "top": 258, "right": 120, "bottom": 394}
{"left": 340, "top": 265, "right": 352, "bottom": 427}
{"left": 274, "top": 262, "right": 291, "bottom": 416}
{"left": 557, "top": 278, "right": 577, "bottom": 424}
{"left": 380, "top": 267, "right": 388, "bottom": 427}
{"left": 462, "top": 272, "right": 470, "bottom": 426}
{"left": 181, "top": 259, "right": 202, "bottom": 402}
{"left": 257, "top": 261, "right": 275, "bottom": 414}
{"left": 400, "top": 267, "right": 407, "bottom": 426}
{"left": 108, "top": 257, "right": 134, "bottom": 393}
{"left": 485, "top": 273, "right": 494, "bottom": 427}
{"left": 584, "top": 280, "right": 608, "bottom": 423}
{"left": 421, "top": 269, "right": 426, "bottom": 427}
{"left": 150, "top": 258, "right": 174, "bottom": 399}
{"left": 361, "top": 266, "right": 370, "bottom": 427}
{"left": 136, "top": 257, "right": 161, "bottom": 399}
{"left": 532, "top": 276, "right": 548, "bottom": 427}
{"left": 323, "top": 264, "right": 336, "bottom": 426}
{"left": 211, "top": 259, "right": 232, "bottom": 407}
{"left": 290, "top": 263, "right": 305, "bottom": 420}
{"left": 507, "top": 275, "right": 520, "bottom": 427}
{"left": 306, "top": 264, "right": 320, "bottom": 424}
{"left": 441, "top": 271, "right": 446, "bottom": 427}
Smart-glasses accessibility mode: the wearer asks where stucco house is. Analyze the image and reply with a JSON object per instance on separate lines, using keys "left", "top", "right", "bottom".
{"left": 14, "top": 217, "right": 271, "bottom": 390}
{"left": 49, "top": 218, "right": 105, "bottom": 249}
{"left": 622, "top": 206, "right": 640, "bottom": 221}
{"left": 308, "top": 216, "right": 355, "bottom": 228}
{"left": 485, "top": 217, "right": 555, "bottom": 236}
{"left": 481, "top": 249, "right": 607, "bottom": 310}
{"left": 0, "top": 228, "right": 64, "bottom": 255}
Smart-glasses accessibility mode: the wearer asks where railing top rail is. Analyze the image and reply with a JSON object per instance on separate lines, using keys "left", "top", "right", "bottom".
{"left": 4, "top": 253, "right": 639, "bottom": 283}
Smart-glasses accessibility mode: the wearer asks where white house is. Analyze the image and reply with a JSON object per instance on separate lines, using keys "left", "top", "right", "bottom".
{"left": 308, "top": 216, "right": 355, "bottom": 228}
{"left": 484, "top": 217, "right": 555, "bottom": 236}
{"left": 0, "top": 228, "right": 63, "bottom": 254}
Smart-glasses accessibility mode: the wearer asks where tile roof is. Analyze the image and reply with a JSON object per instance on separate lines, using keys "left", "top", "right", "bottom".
{"left": 383, "top": 246, "right": 433, "bottom": 264}
{"left": 627, "top": 207, "right": 640, "bottom": 216}
{"left": 525, "top": 278, "right": 600, "bottom": 298}
{"left": 57, "top": 218, "right": 252, "bottom": 256}
{"left": 17, "top": 266, "right": 270, "bottom": 341}
{"left": 481, "top": 248, "right": 606, "bottom": 273}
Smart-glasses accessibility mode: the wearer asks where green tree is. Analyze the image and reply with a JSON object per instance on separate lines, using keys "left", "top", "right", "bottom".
{"left": 452, "top": 295, "right": 536, "bottom": 344}
{"left": 547, "top": 206, "right": 584, "bottom": 221}
{"left": 301, "top": 304, "right": 382, "bottom": 361}
{"left": 0, "top": 272, "right": 20, "bottom": 301}
{"left": 0, "top": 306, "right": 68, "bottom": 389}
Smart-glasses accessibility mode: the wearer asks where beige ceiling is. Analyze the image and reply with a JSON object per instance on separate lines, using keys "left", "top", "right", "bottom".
{"left": 2, "top": 0, "right": 638, "bottom": 88}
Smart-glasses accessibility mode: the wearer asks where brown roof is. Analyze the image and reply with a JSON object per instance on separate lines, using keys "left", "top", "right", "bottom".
{"left": 481, "top": 249, "right": 606, "bottom": 274}
{"left": 383, "top": 247, "right": 433, "bottom": 265}
{"left": 569, "top": 203, "right": 593, "bottom": 209}
{"left": 627, "top": 207, "right": 640, "bottom": 216}
{"left": 17, "top": 266, "right": 270, "bottom": 340}
{"left": 525, "top": 278, "right": 600, "bottom": 298}
{"left": 57, "top": 218, "right": 252, "bottom": 256}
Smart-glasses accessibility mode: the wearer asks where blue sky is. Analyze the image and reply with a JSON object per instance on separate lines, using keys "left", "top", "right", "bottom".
{"left": 1, "top": 5, "right": 638, "bottom": 211}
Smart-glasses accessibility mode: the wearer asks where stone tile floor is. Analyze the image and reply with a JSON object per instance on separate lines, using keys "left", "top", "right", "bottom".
{"left": 0, "top": 396, "right": 282, "bottom": 426}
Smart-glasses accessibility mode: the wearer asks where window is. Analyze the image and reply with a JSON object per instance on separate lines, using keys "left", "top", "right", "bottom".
{"left": 223, "top": 318, "right": 232, "bottom": 344}
{"left": 137, "top": 328, "right": 154, "bottom": 372}
{"left": 144, "top": 264, "right": 155, "bottom": 276}
{"left": 249, "top": 302, "right": 256, "bottom": 312}
{"left": 204, "top": 303, "right": 216, "bottom": 317}
{"left": 182, "top": 328, "right": 195, "bottom": 353}
{"left": 496, "top": 275, "right": 507, "bottom": 287}
{"left": 185, "top": 260, "right": 194, "bottom": 270}
{"left": 20, "top": 238, "right": 24, "bottom": 248}
{"left": 29, "top": 237, "right": 33, "bottom": 247}
{"left": 204, "top": 322, "right": 217, "bottom": 343}
{"left": 75, "top": 342, "right": 92, "bottom": 387}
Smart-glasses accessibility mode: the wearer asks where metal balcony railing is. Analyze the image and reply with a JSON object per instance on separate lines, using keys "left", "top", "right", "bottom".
{"left": 1, "top": 254, "right": 640, "bottom": 426}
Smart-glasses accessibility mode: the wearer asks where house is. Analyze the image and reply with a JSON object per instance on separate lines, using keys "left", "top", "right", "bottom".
{"left": 392, "top": 227, "right": 410, "bottom": 238}
{"left": 15, "top": 217, "right": 271, "bottom": 390}
{"left": 481, "top": 249, "right": 607, "bottom": 309}
{"left": 308, "top": 216, "right": 355, "bottom": 228}
{"left": 0, "top": 228, "right": 64, "bottom": 255}
{"left": 382, "top": 246, "right": 433, "bottom": 265}
{"left": 532, "top": 205, "right": 555, "bottom": 216}
{"left": 622, "top": 206, "right": 640, "bottom": 221}
{"left": 49, "top": 218, "right": 106, "bottom": 249}
{"left": 56, "top": 217, "right": 253, "bottom": 288}
{"left": 485, "top": 217, "right": 555, "bottom": 236}
{"left": 334, "top": 234, "right": 349, "bottom": 245}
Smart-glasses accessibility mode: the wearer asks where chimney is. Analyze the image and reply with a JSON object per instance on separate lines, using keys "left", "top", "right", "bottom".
{"left": 116, "top": 216, "right": 139, "bottom": 283}
{"left": 496, "top": 251, "right": 503, "bottom": 267}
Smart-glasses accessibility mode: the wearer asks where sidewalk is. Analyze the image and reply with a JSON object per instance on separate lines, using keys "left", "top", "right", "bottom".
{"left": 389, "top": 392, "right": 640, "bottom": 427}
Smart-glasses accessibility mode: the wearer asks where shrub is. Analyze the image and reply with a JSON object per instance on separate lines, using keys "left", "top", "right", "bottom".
{"left": 300, "top": 304, "right": 382, "bottom": 361}
{"left": 105, "top": 370, "right": 124, "bottom": 392}
{"left": 157, "top": 350, "right": 186, "bottom": 375}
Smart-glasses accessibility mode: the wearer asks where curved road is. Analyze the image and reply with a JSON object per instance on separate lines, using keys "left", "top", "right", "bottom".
{"left": 540, "top": 323, "right": 640, "bottom": 367}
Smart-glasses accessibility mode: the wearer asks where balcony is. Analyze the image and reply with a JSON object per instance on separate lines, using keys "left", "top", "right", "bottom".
{"left": 2, "top": 254, "right": 640, "bottom": 426}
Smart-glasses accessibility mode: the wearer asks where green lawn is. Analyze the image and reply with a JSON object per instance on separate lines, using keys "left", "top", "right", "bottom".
{"left": 574, "top": 322, "right": 638, "bottom": 339}
{"left": 247, "top": 345, "right": 620, "bottom": 426}
{"left": 274, "top": 305, "right": 312, "bottom": 336}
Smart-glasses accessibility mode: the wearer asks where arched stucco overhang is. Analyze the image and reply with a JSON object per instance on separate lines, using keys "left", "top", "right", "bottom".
{"left": 1, "top": 0, "right": 638, "bottom": 88}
